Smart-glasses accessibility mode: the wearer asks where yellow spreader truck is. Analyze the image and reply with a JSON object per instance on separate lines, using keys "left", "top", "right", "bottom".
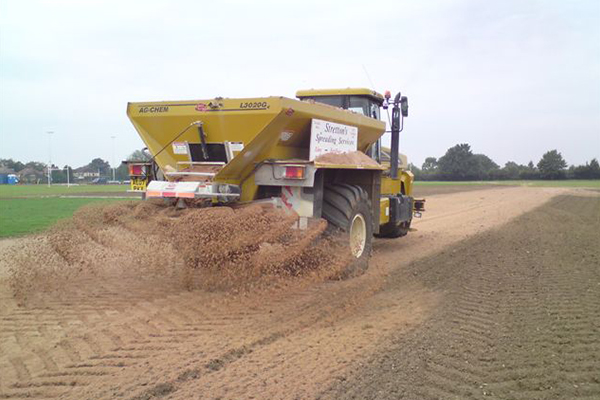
{"left": 126, "top": 88, "right": 424, "bottom": 274}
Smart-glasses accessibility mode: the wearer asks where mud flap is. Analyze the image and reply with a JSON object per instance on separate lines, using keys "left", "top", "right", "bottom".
{"left": 389, "top": 195, "right": 413, "bottom": 224}
{"left": 272, "top": 187, "right": 314, "bottom": 230}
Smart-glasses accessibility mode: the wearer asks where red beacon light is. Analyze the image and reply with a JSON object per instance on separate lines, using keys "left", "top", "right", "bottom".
{"left": 383, "top": 90, "right": 391, "bottom": 109}
{"left": 129, "top": 164, "right": 145, "bottom": 176}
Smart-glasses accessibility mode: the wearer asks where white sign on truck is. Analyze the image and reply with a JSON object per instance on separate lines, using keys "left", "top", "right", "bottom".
{"left": 309, "top": 119, "right": 358, "bottom": 161}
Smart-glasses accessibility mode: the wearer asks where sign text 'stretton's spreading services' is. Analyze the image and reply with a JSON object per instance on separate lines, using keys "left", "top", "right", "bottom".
{"left": 309, "top": 119, "right": 358, "bottom": 160}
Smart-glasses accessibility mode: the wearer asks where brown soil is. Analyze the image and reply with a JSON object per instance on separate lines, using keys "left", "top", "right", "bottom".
{"left": 0, "top": 187, "right": 596, "bottom": 400}
{"left": 322, "top": 194, "right": 600, "bottom": 399}
{"left": 315, "top": 151, "right": 382, "bottom": 167}
{"left": 175, "top": 164, "right": 223, "bottom": 182}
{"left": 3, "top": 201, "right": 343, "bottom": 302}
{"left": 413, "top": 183, "right": 505, "bottom": 197}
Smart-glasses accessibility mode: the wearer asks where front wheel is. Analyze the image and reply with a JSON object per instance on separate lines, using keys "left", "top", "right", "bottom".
{"left": 322, "top": 184, "right": 373, "bottom": 278}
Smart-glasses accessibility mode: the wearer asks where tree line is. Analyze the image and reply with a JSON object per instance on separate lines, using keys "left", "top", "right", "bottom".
{"left": 2, "top": 145, "right": 598, "bottom": 183}
{"left": 409, "top": 144, "right": 600, "bottom": 181}
{"left": 0, "top": 150, "right": 151, "bottom": 184}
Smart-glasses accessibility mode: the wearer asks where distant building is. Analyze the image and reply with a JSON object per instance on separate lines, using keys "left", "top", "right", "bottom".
{"left": 18, "top": 167, "right": 45, "bottom": 184}
{"left": 73, "top": 166, "right": 100, "bottom": 181}
{"left": 0, "top": 166, "right": 16, "bottom": 184}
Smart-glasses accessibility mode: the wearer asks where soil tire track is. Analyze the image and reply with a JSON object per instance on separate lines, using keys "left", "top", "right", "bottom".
{"left": 322, "top": 194, "right": 600, "bottom": 400}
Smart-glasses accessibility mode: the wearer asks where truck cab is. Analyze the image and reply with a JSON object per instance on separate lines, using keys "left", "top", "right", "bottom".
{"left": 296, "top": 88, "right": 401, "bottom": 167}
{"left": 296, "top": 88, "right": 383, "bottom": 120}
{"left": 296, "top": 88, "right": 423, "bottom": 239}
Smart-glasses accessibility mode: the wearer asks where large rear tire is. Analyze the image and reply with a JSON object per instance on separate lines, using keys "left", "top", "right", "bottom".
{"left": 322, "top": 184, "right": 373, "bottom": 278}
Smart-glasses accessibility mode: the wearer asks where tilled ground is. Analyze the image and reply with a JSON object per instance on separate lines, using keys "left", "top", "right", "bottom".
{"left": 322, "top": 194, "right": 600, "bottom": 400}
{"left": 0, "top": 186, "right": 597, "bottom": 399}
{"left": 412, "top": 183, "right": 504, "bottom": 197}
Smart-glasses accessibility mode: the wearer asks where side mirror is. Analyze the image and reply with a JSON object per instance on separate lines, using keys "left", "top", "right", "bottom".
{"left": 400, "top": 96, "right": 409, "bottom": 117}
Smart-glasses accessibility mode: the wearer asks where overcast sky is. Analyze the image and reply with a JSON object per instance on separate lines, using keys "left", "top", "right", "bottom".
{"left": 1, "top": 0, "right": 599, "bottom": 169}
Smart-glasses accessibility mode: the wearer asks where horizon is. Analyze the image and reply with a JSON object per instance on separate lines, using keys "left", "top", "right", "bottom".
{"left": 0, "top": 142, "right": 598, "bottom": 172}
{"left": 1, "top": 0, "right": 599, "bottom": 168}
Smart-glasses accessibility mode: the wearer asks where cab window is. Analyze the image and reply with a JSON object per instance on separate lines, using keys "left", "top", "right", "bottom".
{"left": 370, "top": 101, "right": 381, "bottom": 120}
{"left": 348, "top": 96, "right": 380, "bottom": 119}
{"left": 301, "top": 95, "right": 381, "bottom": 120}
{"left": 348, "top": 96, "right": 369, "bottom": 116}
{"left": 302, "top": 96, "right": 344, "bottom": 108}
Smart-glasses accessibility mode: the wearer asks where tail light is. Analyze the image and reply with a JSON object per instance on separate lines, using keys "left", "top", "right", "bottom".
{"left": 284, "top": 166, "right": 305, "bottom": 179}
{"left": 129, "top": 164, "right": 145, "bottom": 176}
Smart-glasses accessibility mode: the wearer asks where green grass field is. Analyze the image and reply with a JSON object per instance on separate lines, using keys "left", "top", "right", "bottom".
{"left": 0, "top": 185, "right": 136, "bottom": 237}
{"left": 415, "top": 180, "right": 600, "bottom": 188}
{"left": 1, "top": 180, "right": 597, "bottom": 238}
{"left": 0, "top": 197, "right": 132, "bottom": 238}
{"left": 0, "top": 184, "right": 128, "bottom": 198}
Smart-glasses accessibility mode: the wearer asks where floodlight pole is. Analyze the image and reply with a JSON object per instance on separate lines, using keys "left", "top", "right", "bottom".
{"left": 111, "top": 135, "right": 116, "bottom": 181}
{"left": 47, "top": 131, "right": 54, "bottom": 187}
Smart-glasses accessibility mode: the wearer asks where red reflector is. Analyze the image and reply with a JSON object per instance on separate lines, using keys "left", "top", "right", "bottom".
{"left": 284, "top": 166, "right": 305, "bottom": 179}
{"left": 129, "top": 165, "right": 144, "bottom": 176}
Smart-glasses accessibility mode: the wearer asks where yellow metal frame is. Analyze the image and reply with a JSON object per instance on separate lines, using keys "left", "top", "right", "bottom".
{"left": 127, "top": 89, "right": 413, "bottom": 223}
{"left": 127, "top": 96, "right": 386, "bottom": 202}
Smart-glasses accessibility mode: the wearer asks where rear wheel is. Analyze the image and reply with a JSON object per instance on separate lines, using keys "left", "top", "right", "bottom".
{"left": 322, "top": 184, "right": 373, "bottom": 278}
